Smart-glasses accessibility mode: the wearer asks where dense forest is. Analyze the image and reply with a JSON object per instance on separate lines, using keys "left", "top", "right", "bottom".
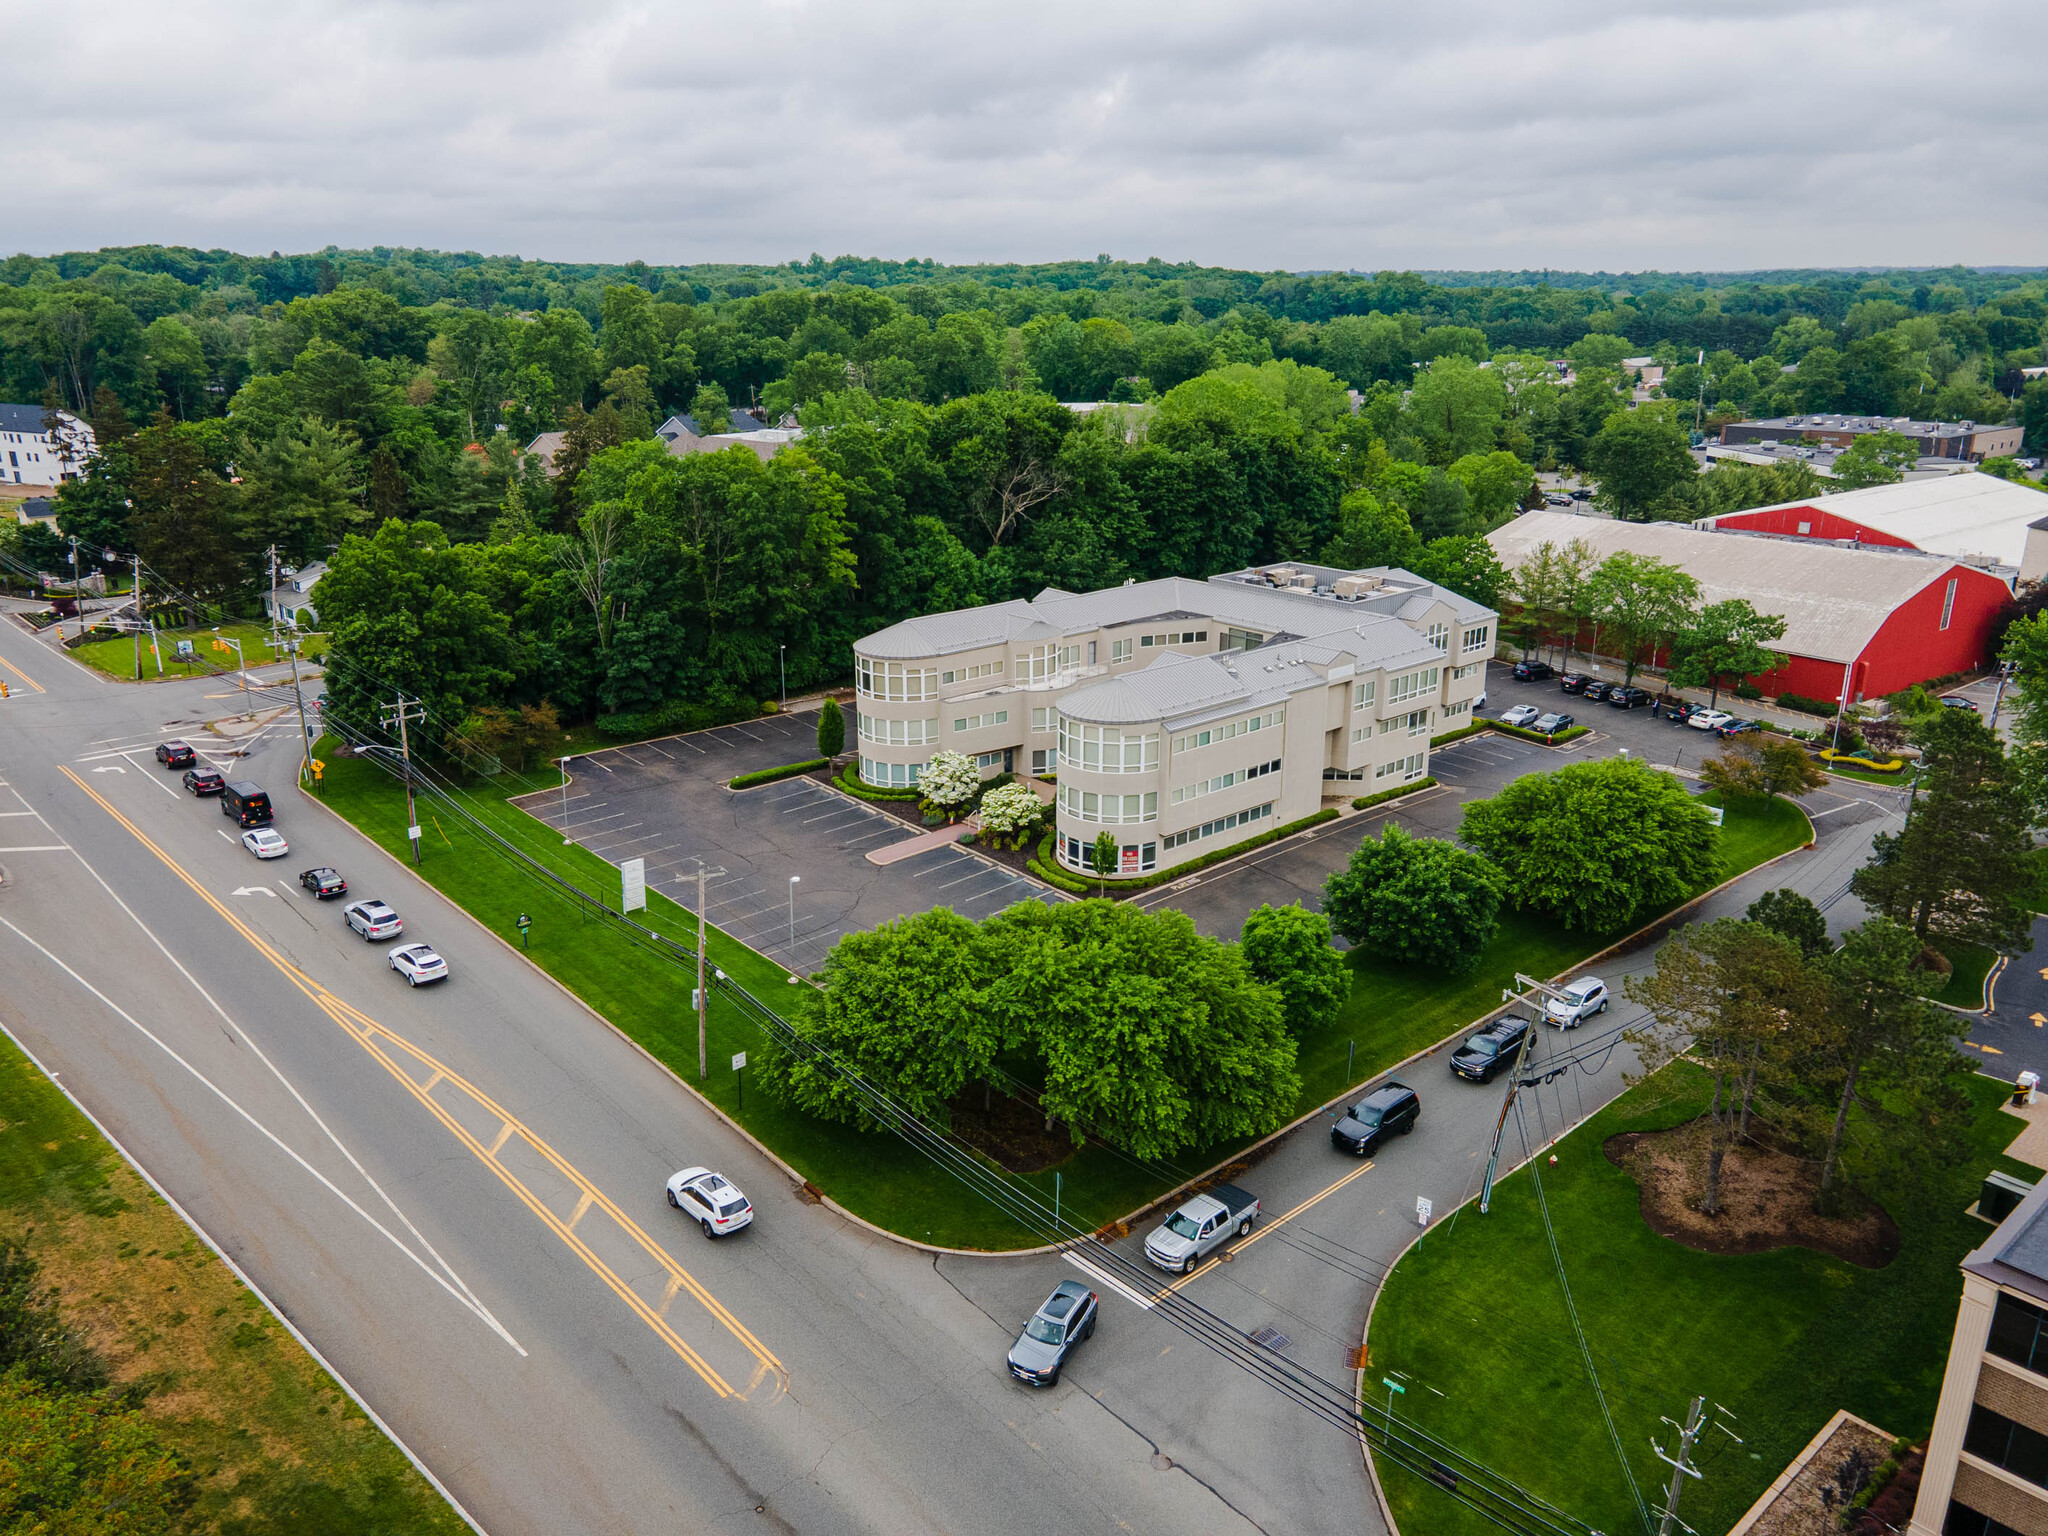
{"left": 2, "top": 246, "right": 2043, "bottom": 736}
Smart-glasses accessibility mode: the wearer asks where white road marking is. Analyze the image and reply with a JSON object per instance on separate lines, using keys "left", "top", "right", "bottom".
{"left": 0, "top": 845, "right": 71, "bottom": 853}
{"left": 91, "top": 765, "right": 127, "bottom": 774}
{"left": 1065, "top": 1252, "right": 1157, "bottom": 1311}
{"left": 231, "top": 886, "right": 277, "bottom": 897}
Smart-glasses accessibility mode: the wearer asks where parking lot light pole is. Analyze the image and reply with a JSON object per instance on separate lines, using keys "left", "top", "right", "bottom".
{"left": 779, "top": 644, "right": 786, "bottom": 711}
{"left": 558, "top": 756, "right": 573, "bottom": 843}
{"left": 787, "top": 875, "right": 801, "bottom": 982}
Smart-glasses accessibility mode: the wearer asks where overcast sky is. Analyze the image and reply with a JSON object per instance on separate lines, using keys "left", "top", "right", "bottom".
{"left": 12, "top": 0, "right": 2048, "bottom": 273}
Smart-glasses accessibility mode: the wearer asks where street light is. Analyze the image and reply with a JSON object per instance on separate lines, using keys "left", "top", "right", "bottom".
{"left": 779, "top": 644, "right": 786, "bottom": 711}
{"left": 558, "top": 756, "right": 573, "bottom": 843}
{"left": 787, "top": 874, "right": 801, "bottom": 982}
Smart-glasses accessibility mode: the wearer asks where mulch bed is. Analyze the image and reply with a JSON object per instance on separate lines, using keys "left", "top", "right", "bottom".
{"left": 947, "top": 1088, "right": 1076, "bottom": 1174}
{"left": 1739, "top": 1415, "right": 1898, "bottom": 1536}
{"left": 1604, "top": 1115, "right": 1900, "bottom": 1268}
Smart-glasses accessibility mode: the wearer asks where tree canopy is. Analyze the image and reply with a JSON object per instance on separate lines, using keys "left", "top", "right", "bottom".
{"left": 1321, "top": 823, "right": 1504, "bottom": 972}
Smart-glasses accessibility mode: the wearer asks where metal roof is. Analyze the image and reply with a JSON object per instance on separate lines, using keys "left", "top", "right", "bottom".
{"left": 1487, "top": 511, "right": 1968, "bottom": 665}
{"left": 1706, "top": 470, "right": 2048, "bottom": 573}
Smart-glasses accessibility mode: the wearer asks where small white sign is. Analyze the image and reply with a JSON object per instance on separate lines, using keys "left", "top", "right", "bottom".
{"left": 1705, "top": 805, "right": 1725, "bottom": 827}
{"left": 691, "top": 988, "right": 702, "bottom": 1012}
{"left": 406, "top": 825, "right": 422, "bottom": 841}
{"left": 731, "top": 1052, "right": 747, "bottom": 1072}
{"left": 621, "top": 856, "right": 646, "bottom": 912}
{"left": 1416, "top": 1196, "right": 1433, "bottom": 1227}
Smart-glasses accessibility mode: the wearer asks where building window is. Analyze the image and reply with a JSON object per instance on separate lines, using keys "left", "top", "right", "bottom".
{"left": 974, "top": 750, "right": 1005, "bottom": 769}
{"left": 856, "top": 659, "right": 937, "bottom": 701}
{"left": 1030, "top": 748, "right": 1052, "bottom": 774}
{"left": 1941, "top": 577, "right": 1958, "bottom": 631}
{"left": 1057, "top": 717, "right": 1159, "bottom": 773}
{"left": 1375, "top": 752, "right": 1427, "bottom": 782}
{"left": 1988, "top": 1293, "right": 2048, "bottom": 1375}
{"left": 1032, "top": 708, "right": 1052, "bottom": 733}
{"left": 1406, "top": 709, "right": 1429, "bottom": 737}
{"left": 940, "top": 660, "right": 1003, "bottom": 685}
{"left": 1059, "top": 644, "right": 1082, "bottom": 671}
{"left": 857, "top": 715, "right": 937, "bottom": 746}
{"left": 1462, "top": 625, "right": 1491, "bottom": 653}
{"left": 1160, "top": 802, "right": 1273, "bottom": 851}
{"left": 1353, "top": 680, "right": 1376, "bottom": 712}
{"left": 952, "top": 710, "right": 1008, "bottom": 732}
{"left": 1221, "top": 628, "right": 1262, "bottom": 652}
{"left": 1059, "top": 785, "right": 1158, "bottom": 824}
{"left": 859, "top": 757, "right": 923, "bottom": 787}
{"left": 1111, "top": 639, "right": 1132, "bottom": 663}
{"left": 1965, "top": 1404, "right": 2048, "bottom": 1489}
{"left": 1387, "top": 667, "right": 1439, "bottom": 705}
{"left": 1426, "top": 622, "right": 1450, "bottom": 651}
{"left": 1944, "top": 1500, "right": 2028, "bottom": 1536}
{"left": 1020, "top": 645, "right": 1056, "bottom": 683}
{"left": 1796, "top": 521, "right": 1812, "bottom": 535}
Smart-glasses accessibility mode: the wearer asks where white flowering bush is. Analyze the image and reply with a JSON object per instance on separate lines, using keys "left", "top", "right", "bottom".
{"left": 918, "top": 750, "right": 980, "bottom": 817}
{"left": 976, "top": 781, "right": 1045, "bottom": 848}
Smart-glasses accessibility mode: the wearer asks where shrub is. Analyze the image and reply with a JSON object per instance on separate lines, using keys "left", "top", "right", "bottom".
{"left": 1489, "top": 720, "right": 1591, "bottom": 746}
{"left": 1353, "top": 777, "right": 1436, "bottom": 811}
{"left": 1322, "top": 823, "right": 1504, "bottom": 973}
{"left": 816, "top": 697, "right": 845, "bottom": 757}
{"left": 596, "top": 696, "right": 763, "bottom": 740}
{"left": 1240, "top": 903, "right": 1350, "bottom": 1034}
{"left": 1429, "top": 722, "right": 1484, "bottom": 749}
{"left": 1775, "top": 691, "right": 1839, "bottom": 717}
{"left": 1732, "top": 681, "right": 1763, "bottom": 700}
{"left": 729, "top": 758, "right": 829, "bottom": 790}
{"left": 976, "top": 781, "right": 1045, "bottom": 848}
{"left": 835, "top": 763, "right": 920, "bottom": 801}
{"left": 918, "top": 750, "right": 980, "bottom": 819}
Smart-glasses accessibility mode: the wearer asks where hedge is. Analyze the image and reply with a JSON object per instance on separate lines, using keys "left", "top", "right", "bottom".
{"left": 1818, "top": 748, "right": 1905, "bottom": 773}
{"left": 1429, "top": 723, "right": 1485, "bottom": 749}
{"left": 1488, "top": 720, "right": 1591, "bottom": 746}
{"left": 728, "top": 758, "right": 828, "bottom": 790}
{"left": 597, "top": 696, "right": 765, "bottom": 740}
{"left": 1352, "top": 776, "right": 1437, "bottom": 811}
{"left": 1028, "top": 809, "right": 1343, "bottom": 897}
{"left": 832, "top": 764, "right": 921, "bottom": 801}
{"left": 1775, "top": 691, "right": 1839, "bottom": 718}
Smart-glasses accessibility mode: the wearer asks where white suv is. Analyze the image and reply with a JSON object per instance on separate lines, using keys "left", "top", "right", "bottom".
{"left": 1545, "top": 976, "right": 1610, "bottom": 1027}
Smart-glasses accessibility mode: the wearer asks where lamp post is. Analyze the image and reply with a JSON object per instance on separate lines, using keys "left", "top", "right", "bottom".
{"left": 779, "top": 644, "right": 786, "bottom": 711}
{"left": 787, "top": 874, "right": 801, "bottom": 982}
{"left": 558, "top": 756, "right": 573, "bottom": 843}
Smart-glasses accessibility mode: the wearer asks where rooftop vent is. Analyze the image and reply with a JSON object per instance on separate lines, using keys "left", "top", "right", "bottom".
{"left": 1333, "top": 574, "right": 1383, "bottom": 600}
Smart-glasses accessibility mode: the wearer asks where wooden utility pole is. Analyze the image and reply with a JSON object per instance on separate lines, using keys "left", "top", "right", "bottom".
{"left": 383, "top": 693, "right": 428, "bottom": 865}
{"left": 694, "top": 859, "right": 726, "bottom": 1079}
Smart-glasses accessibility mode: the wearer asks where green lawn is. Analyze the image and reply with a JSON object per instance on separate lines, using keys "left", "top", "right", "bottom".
{"left": 0, "top": 1029, "right": 465, "bottom": 1534}
{"left": 68, "top": 621, "right": 326, "bottom": 681}
{"left": 1933, "top": 940, "right": 1998, "bottom": 1010}
{"left": 311, "top": 752, "right": 1812, "bottom": 1249}
{"left": 1368, "top": 1065, "right": 2026, "bottom": 1536}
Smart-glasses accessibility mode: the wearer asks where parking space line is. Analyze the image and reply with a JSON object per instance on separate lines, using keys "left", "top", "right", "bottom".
{"left": 935, "top": 867, "right": 1008, "bottom": 893}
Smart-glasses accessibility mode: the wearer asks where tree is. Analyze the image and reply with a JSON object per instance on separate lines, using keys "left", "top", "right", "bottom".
{"left": 1668, "top": 599, "right": 1789, "bottom": 708}
{"left": 754, "top": 908, "right": 998, "bottom": 1129}
{"left": 1411, "top": 535, "right": 1510, "bottom": 609}
{"left": 1239, "top": 903, "right": 1350, "bottom": 1035}
{"left": 1460, "top": 757, "right": 1720, "bottom": 932}
{"left": 1625, "top": 918, "right": 1822, "bottom": 1214}
{"left": 976, "top": 781, "right": 1043, "bottom": 849}
{"left": 1852, "top": 708, "right": 2036, "bottom": 950}
{"left": 1586, "top": 409, "right": 1697, "bottom": 520}
{"left": 816, "top": 696, "right": 845, "bottom": 758}
{"left": 1321, "top": 823, "right": 1504, "bottom": 973}
{"left": 1998, "top": 610, "right": 2048, "bottom": 805}
{"left": 1090, "top": 830, "right": 1119, "bottom": 895}
{"left": 689, "top": 381, "right": 734, "bottom": 433}
{"left": 236, "top": 418, "right": 363, "bottom": 564}
{"left": 1405, "top": 355, "right": 1507, "bottom": 461}
{"left": 920, "top": 750, "right": 980, "bottom": 821}
{"left": 1745, "top": 888, "right": 1831, "bottom": 959}
{"left": 126, "top": 412, "right": 242, "bottom": 604}
{"left": 1700, "top": 737, "right": 1827, "bottom": 801}
{"left": 1831, "top": 430, "right": 1918, "bottom": 490}
{"left": 1320, "top": 490, "right": 1417, "bottom": 570}
{"left": 1445, "top": 449, "right": 1536, "bottom": 529}
{"left": 1585, "top": 551, "right": 1700, "bottom": 685}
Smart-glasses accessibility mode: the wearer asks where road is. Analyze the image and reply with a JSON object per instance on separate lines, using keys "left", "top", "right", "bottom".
{"left": 0, "top": 610, "right": 1954, "bottom": 1536}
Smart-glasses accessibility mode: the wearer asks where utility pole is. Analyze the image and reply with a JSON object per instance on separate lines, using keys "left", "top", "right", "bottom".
{"left": 131, "top": 551, "right": 143, "bottom": 681}
{"left": 1651, "top": 1396, "right": 1707, "bottom": 1536}
{"left": 68, "top": 536, "right": 82, "bottom": 638}
{"left": 693, "top": 859, "right": 727, "bottom": 1080}
{"left": 1989, "top": 659, "right": 2017, "bottom": 734}
{"left": 383, "top": 693, "right": 428, "bottom": 865}
{"left": 284, "top": 636, "right": 316, "bottom": 785}
{"left": 1480, "top": 971, "right": 1578, "bottom": 1213}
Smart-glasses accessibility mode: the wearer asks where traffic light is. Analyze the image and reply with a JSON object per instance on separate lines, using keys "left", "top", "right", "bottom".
{"left": 0, "top": 682, "right": 9, "bottom": 699}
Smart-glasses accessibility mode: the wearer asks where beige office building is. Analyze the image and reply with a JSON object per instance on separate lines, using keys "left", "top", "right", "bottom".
{"left": 851, "top": 563, "right": 1497, "bottom": 882}
{"left": 1910, "top": 1178, "right": 2048, "bottom": 1536}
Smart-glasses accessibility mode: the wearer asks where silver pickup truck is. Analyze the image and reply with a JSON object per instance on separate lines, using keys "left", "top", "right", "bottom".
{"left": 1143, "top": 1183, "right": 1260, "bottom": 1274}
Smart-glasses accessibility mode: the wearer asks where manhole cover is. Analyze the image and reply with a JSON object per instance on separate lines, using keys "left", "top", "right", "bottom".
{"left": 1247, "top": 1327, "right": 1291, "bottom": 1352}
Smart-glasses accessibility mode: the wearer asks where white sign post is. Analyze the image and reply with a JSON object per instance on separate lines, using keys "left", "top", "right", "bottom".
{"left": 732, "top": 1052, "right": 748, "bottom": 1110}
{"left": 1415, "top": 1196, "right": 1433, "bottom": 1227}
{"left": 621, "top": 857, "right": 646, "bottom": 913}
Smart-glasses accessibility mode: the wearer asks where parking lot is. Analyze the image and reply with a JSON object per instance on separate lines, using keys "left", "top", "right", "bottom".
{"left": 508, "top": 709, "right": 1059, "bottom": 974}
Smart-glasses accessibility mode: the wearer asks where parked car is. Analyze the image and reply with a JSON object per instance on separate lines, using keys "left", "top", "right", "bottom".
{"left": 1332, "top": 1081, "right": 1421, "bottom": 1155}
{"left": 299, "top": 866, "right": 347, "bottom": 899}
{"left": 1500, "top": 704, "right": 1541, "bottom": 728}
{"left": 1558, "top": 672, "right": 1589, "bottom": 695}
{"left": 1569, "top": 488, "right": 1595, "bottom": 501}
{"left": 1687, "top": 709, "right": 1735, "bottom": 732}
{"left": 1545, "top": 976, "right": 1609, "bottom": 1027}
{"left": 1583, "top": 680, "right": 1615, "bottom": 702}
{"left": 240, "top": 827, "right": 288, "bottom": 859}
{"left": 344, "top": 899, "right": 404, "bottom": 940}
{"left": 1532, "top": 711, "right": 1574, "bottom": 734}
{"left": 155, "top": 739, "right": 196, "bottom": 768}
{"left": 220, "top": 781, "right": 273, "bottom": 827}
{"left": 1513, "top": 659, "right": 1556, "bottom": 682}
{"left": 1940, "top": 696, "right": 1980, "bottom": 712}
{"left": 1144, "top": 1184, "right": 1260, "bottom": 1274}
{"left": 182, "top": 767, "right": 225, "bottom": 796}
{"left": 1607, "top": 686, "right": 1652, "bottom": 709}
{"left": 1714, "top": 717, "right": 1763, "bottom": 738}
{"left": 389, "top": 943, "right": 448, "bottom": 985}
{"left": 1544, "top": 492, "right": 1574, "bottom": 507}
{"left": 1450, "top": 1018, "right": 1530, "bottom": 1083}
{"left": 665, "top": 1166, "right": 754, "bottom": 1238}
{"left": 1006, "top": 1280, "right": 1098, "bottom": 1387}
{"left": 1664, "top": 700, "right": 1702, "bottom": 725}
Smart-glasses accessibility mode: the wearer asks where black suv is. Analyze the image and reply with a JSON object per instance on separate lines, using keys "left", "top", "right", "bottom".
{"left": 1450, "top": 1018, "right": 1531, "bottom": 1083}
{"left": 182, "top": 767, "right": 225, "bottom": 796}
{"left": 1580, "top": 680, "right": 1612, "bottom": 702}
{"left": 1331, "top": 1082, "right": 1420, "bottom": 1156}
{"left": 1559, "top": 672, "right": 1590, "bottom": 695}
{"left": 1512, "top": 659, "right": 1555, "bottom": 682}
{"left": 155, "top": 739, "right": 196, "bottom": 768}
{"left": 1607, "top": 686, "right": 1651, "bottom": 709}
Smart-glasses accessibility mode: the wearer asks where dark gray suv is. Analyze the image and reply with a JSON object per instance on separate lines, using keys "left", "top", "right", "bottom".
{"left": 1007, "top": 1280, "right": 1098, "bottom": 1386}
{"left": 1332, "top": 1081, "right": 1420, "bottom": 1156}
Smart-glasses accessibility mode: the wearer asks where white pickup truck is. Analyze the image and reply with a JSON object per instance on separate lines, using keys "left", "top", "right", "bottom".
{"left": 1143, "top": 1184, "right": 1260, "bottom": 1274}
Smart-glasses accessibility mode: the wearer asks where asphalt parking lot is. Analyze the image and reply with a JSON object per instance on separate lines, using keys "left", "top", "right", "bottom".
{"left": 509, "top": 709, "right": 1058, "bottom": 973}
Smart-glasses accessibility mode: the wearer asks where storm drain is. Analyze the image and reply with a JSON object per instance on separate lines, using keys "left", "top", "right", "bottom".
{"left": 1247, "top": 1327, "right": 1291, "bottom": 1352}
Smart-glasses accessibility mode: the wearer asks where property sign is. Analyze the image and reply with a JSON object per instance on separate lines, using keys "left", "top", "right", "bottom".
{"left": 1415, "top": 1196, "right": 1433, "bottom": 1226}
{"left": 731, "top": 1052, "right": 747, "bottom": 1072}
{"left": 1705, "top": 806, "right": 1725, "bottom": 827}
{"left": 621, "top": 857, "right": 646, "bottom": 912}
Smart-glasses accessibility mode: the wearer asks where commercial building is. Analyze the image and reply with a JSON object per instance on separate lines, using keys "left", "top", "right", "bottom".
{"left": 1486, "top": 511, "right": 2012, "bottom": 703}
{"left": 1907, "top": 1174, "right": 2048, "bottom": 1536}
{"left": 1698, "top": 472, "right": 2048, "bottom": 587}
{"left": 1720, "top": 415, "right": 2023, "bottom": 463}
{"left": 0, "top": 403, "right": 94, "bottom": 485}
{"left": 851, "top": 564, "right": 1496, "bottom": 881}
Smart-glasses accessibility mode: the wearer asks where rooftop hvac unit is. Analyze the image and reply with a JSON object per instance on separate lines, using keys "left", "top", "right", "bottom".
{"left": 1286, "top": 573, "right": 1317, "bottom": 590}
{"left": 1263, "top": 565, "right": 1299, "bottom": 586}
{"left": 1333, "top": 575, "right": 1383, "bottom": 599}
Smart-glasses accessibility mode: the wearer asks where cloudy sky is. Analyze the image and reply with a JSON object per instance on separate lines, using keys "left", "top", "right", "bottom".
{"left": 12, "top": 0, "right": 2048, "bottom": 272}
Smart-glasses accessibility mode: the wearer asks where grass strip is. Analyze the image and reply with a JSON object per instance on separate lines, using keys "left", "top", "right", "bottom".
{"left": 1489, "top": 720, "right": 1592, "bottom": 746}
{"left": 1367, "top": 1064, "right": 2025, "bottom": 1536}
{"left": 68, "top": 621, "right": 324, "bottom": 681}
{"left": 0, "top": 1027, "right": 465, "bottom": 1534}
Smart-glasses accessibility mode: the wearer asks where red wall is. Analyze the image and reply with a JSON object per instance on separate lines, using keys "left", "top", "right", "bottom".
{"left": 1850, "top": 564, "right": 2009, "bottom": 697}
{"left": 1710, "top": 506, "right": 1920, "bottom": 550}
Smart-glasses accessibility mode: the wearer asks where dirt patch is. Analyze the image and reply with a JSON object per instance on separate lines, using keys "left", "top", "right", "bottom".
{"left": 1604, "top": 1116, "right": 1900, "bottom": 1268}
{"left": 948, "top": 1088, "right": 1077, "bottom": 1174}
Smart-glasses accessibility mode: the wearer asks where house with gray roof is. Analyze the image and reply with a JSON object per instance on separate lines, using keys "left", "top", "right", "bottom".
{"left": 852, "top": 562, "right": 1496, "bottom": 882}
{"left": 0, "top": 404, "right": 94, "bottom": 486}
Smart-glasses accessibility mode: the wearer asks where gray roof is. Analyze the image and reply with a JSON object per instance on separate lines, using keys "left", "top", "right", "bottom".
{"left": 1965, "top": 1172, "right": 2048, "bottom": 1307}
{"left": 860, "top": 600, "right": 1044, "bottom": 660}
{"left": 0, "top": 403, "right": 58, "bottom": 434}
{"left": 1487, "top": 511, "right": 1972, "bottom": 665}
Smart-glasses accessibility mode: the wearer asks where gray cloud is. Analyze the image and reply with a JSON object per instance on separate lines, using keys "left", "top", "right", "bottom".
{"left": 8, "top": 0, "right": 2046, "bottom": 269}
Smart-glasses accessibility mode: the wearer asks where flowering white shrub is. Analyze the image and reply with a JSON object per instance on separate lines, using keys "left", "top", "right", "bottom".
{"left": 976, "top": 781, "right": 1044, "bottom": 845}
{"left": 919, "top": 750, "right": 980, "bottom": 812}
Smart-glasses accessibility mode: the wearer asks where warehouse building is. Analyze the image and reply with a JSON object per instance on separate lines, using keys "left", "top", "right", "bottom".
{"left": 1698, "top": 472, "right": 2048, "bottom": 587}
{"left": 851, "top": 564, "right": 1495, "bottom": 881}
{"left": 1486, "top": 511, "right": 2012, "bottom": 703}
{"left": 1719, "top": 414, "right": 2022, "bottom": 463}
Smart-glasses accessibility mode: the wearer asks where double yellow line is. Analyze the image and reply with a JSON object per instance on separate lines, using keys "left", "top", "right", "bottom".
{"left": 1163, "top": 1156, "right": 1378, "bottom": 1296}
{"left": 60, "top": 766, "right": 783, "bottom": 1401}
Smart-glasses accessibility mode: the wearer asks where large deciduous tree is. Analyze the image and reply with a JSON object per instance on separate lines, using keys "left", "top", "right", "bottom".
{"left": 1669, "top": 599, "right": 1788, "bottom": 708}
{"left": 1321, "top": 823, "right": 1504, "bottom": 973}
{"left": 1585, "top": 551, "right": 1700, "bottom": 686}
{"left": 1238, "top": 903, "right": 1350, "bottom": 1035}
{"left": 1586, "top": 408, "right": 1697, "bottom": 521}
{"left": 1830, "top": 430, "right": 1918, "bottom": 489}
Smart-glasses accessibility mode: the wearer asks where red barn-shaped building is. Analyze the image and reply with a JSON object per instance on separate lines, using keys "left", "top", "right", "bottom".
{"left": 1487, "top": 512, "right": 2011, "bottom": 702}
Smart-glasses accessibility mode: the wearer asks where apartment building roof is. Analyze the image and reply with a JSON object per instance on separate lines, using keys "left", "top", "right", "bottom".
{"left": 1964, "top": 1175, "right": 2048, "bottom": 1306}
